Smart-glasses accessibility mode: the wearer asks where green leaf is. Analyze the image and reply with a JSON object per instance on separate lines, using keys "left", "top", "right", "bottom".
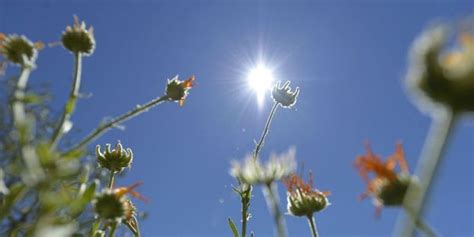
{"left": 70, "top": 181, "right": 97, "bottom": 217}
{"left": 227, "top": 217, "right": 240, "bottom": 237}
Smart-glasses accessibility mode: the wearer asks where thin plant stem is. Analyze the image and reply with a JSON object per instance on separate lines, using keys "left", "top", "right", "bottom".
{"left": 108, "top": 221, "right": 118, "bottom": 237}
{"left": 63, "top": 95, "right": 170, "bottom": 154}
{"left": 240, "top": 185, "right": 251, "bottom": 237}
{"left": 108, "top": 171, "right": 116, "bottom": 189}
{"left": 50, "top": 52, "right": 82, "bottom": 148}
{"left": 253, "top": 102, "right": 279, "bottom": 160}
{"left": 89, "top": 218, "right": 102, "bottom": 237}
{"left": 12, "top": 64, "right": 44, "bottom": 183}
{"left": 132, "top": 216, "right": 142, "bottom": 237}
{"left": 263, "top": 182, "right": 287, "bottom": 237}
{"left": 306, "top": 215, "right": 319, "bottom": 237}
{"left": 396, "top": 110, "right": 456, "bottom": 237}
{"left": 404, "top": 206, "right": 438, "bottom": 237}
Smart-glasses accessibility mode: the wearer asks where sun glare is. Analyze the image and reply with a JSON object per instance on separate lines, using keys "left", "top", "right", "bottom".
{"left": 247, "top": 64, "right": 275, "bottom": 105}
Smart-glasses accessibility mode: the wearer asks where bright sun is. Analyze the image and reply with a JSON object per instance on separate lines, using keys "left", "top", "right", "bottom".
{"left": 247, "top": 64, "right": 275, "bottom": 105}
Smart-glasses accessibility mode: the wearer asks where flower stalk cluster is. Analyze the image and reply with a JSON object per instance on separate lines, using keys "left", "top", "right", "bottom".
{"left": 0, "top": 16, "right": 194, "bottom": 237}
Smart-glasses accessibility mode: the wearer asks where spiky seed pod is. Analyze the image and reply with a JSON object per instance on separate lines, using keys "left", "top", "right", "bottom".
{"left": 61, "top": 16, "right": 95, "bottom": 56}
{"left": 96, "top": 142, "right": 133, "bottom": 173}
{"left": 287, "top": 189, "right": 329, "bottom": 217}
{"left": 165, "top": 75, "right": 195, "bottom": 106}
{"left": 0, "top": 34, "right": 43, "bottom": 67}
{"left": 271, "top": 81, "right": 300, "bottom": 108}
{"left": 93, "top": 190, "right": 128, "bottom": 221}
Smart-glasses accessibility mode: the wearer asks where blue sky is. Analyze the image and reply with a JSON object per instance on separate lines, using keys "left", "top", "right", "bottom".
{"left": 1, "top": 0, "right": 473, "bottom": 236}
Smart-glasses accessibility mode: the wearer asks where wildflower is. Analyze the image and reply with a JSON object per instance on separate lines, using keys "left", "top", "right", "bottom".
{"left": 61, "top": 15, "right": 95, "bottom": 56}
{"left": 230, "top": 147, "right": 296, "bottom": 186}
{"left": 96, "top": 142, "right": 133, "bottom": 173}
{"left": 283, "top": 172, "right": 330, "bottom": 217}
{"left": 165, "top": 75, "right": 195, "bottom": 106}
{"left": 407, "top": 25, "right": 474, "bottom": 113}
{"left": 93, "top": 182, "right": 146, "bottom": 221}
{"left": 354, "top": 143, "right": 418, "bottom": 216}
{"left": 0, "top": 32, "right": 43, "bottom": 67}
{"left": 271, "top": 81, "right": 300, "bottom": 108}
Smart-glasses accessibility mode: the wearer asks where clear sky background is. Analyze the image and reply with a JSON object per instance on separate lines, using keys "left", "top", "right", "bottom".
{"left": 1, "top": 0, "right": 473, "bottom": 236}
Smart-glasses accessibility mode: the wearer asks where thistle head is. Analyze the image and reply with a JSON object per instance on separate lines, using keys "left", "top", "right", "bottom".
{"left": 230, "top": 147, "right": 296, "bottom": 186}
{"left": 0, "top": 33, "right": 43, "bottom": 67}
{"left": 96, "top": 141, "right": 133, "bottom": 173}
{"left": 61, "top": 15, "right": 95, "bottom": 56}
{"left": 407, "top": 23, "right": 474, "bottom": 114}
{"left": 271, "top": 81, "right": 300, "bottom": 108}
{"left": 284, "top": 172, "right": 330, "bottom": 217}
{"left": 166, "top": 75, "right": 195, "bottom": 106}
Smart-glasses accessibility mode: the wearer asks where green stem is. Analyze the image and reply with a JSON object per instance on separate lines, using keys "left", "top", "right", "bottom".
{"left": 62, "top": 95, "right": 170, "bottom": 154}
{"left": 240, "top": 185, "right": 251, "bottom": 237}
{"left": 307, "top": 215, "right": 319, "bottom": 237}
{"left": 396, "top": 110, "right": 456, "bottom": 237}
{"left": 12, "top": 65, "right": 44, "bottom": 183}
{"left": 404, "top": 206, "right": 437, "bottom": 237}
{"left": 263, "top": 183, "right": 287, "bottom": 237}
{"left": 51, "top": 52, "right": 82, "bottom": 148}
{"left": 253, "top": 102, "right": 279, "bottom": 160}
{"left": 108, "top": 222, "right": 117, "bottom": 237}
{"left": 89, "top": 218, "right": 102, "bottom": 237}
{"left": 108, "top": 171, "right": 116, "bottom": 189}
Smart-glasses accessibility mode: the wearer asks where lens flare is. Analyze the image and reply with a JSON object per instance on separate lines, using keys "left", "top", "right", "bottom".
{"left": 247, "top": 64, "right": 274, "bottom": 105}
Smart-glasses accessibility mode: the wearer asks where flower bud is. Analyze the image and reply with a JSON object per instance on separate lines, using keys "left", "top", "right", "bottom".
{"left": 287, "top": 189, "right": 329, "bottom": 217}
{"left": 0, "top": 33, "right": 43, "bottom": 67}
{"left": 61, "top": 16, "right": 95, "bottom": 56}
{"left": 284, "top": 173, "right": 330, "bottom": 217}
{"left": 407, "top": 24, "right": 474, "bottom": 113}
{"left": 96, "top": 142, "right": 133, "bottom": 173}
{"left": 272, "top": 81, "right": 300, "bottom": 108}
{"left": 165, "top": 75, "right": 195, "bottom": 106}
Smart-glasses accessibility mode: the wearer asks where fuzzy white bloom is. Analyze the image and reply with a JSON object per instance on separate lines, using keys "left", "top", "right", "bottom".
{"left": 230, "top": 147, "right": 297, "bottom": 185}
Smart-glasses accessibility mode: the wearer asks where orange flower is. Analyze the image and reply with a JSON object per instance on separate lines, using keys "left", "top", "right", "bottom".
{"left": 114, "top": 181, "right": 149, "bottom": 203}
{"left": 283, "top": 172, "right": 330, "bottom": 217}
{"left": 354, "top": 143, "right": 413, "bottom": 217}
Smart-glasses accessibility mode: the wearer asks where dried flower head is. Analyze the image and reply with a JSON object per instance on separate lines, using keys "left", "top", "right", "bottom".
{"left": 0, "top": 33, "right": 43, "bottom": 67}
{"left": 93, "top": 182, "right": 146, "bottom": 221}
{"left": 407, "top": 24, "right": 474, "bottom": 113}
{"left": 284, "top": 172, "right": 330, "bottom": 217}
{"left": 166, "top": 75, "right": 195, "bottom": 106}
{"left": 354, "top": 143, "right": 418, "bottom": 216}
{"left": 230, "top": 147, "right": 296, "bottom": 186}
{"left": 96, "top": 141, "right": 133, "bottom": 173}
{"left": 271, "top": 81, "right": 300, "bottom": 108}
{"left": 62, "top": 15, "right": 95, "bottom": 56}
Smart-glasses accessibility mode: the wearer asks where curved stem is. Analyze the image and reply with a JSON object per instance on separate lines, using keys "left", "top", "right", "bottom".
{"left": 51, "top": 52, "right": 82, "bottom": 148}
{"left": 396, "top": 110, "right": 456, "bottom": 237}
{"left": 263, "top": 183, "right": 287, "bottom": 237}
{"left": 62, "top": 95, "right": 170, "bottom": 154}
{"left": 307, "top": 215, "right": 319, "bottom": 237}
{"left": 253, "top": 102, "right": 279, "bottom": 160}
